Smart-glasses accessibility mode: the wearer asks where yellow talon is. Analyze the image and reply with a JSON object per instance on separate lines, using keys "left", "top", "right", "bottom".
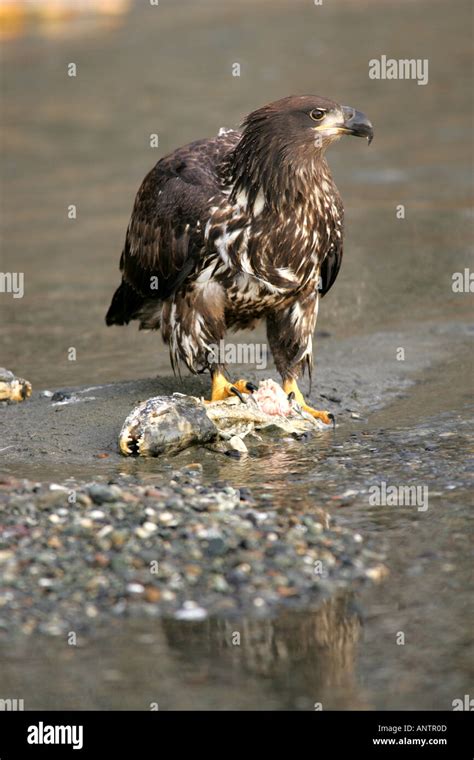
{"left": 283, "top": 378, "right": 334, "bottom": 426}
{"left": 206, "top": 372, "right": 257, "bottom": 403}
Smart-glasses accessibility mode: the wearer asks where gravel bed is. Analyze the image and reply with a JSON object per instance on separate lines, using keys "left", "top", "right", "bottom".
{"left": 0, "top": 467, "right": 387, "bottom": 636}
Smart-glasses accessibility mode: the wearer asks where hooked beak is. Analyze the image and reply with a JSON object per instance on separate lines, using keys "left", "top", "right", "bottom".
{"left": 340, "top": 106, "right": 374, "bottom": 144}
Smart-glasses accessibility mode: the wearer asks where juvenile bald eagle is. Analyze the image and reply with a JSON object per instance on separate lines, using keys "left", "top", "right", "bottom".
{"left": 106, "top": 95, "right": 373, "bottom": 423}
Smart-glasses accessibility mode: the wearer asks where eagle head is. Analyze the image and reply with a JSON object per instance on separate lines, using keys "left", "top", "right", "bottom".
{"left": 230, "top": 95, "right": 373, "bottom": 209}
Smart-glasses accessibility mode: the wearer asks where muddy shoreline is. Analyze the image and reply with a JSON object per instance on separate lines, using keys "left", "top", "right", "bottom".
{"left": 1, "top": 320, "right": 470, "bottom": 474}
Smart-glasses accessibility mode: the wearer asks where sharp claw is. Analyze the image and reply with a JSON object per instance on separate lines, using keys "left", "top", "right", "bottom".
{"left": 328, "top": 412, "right": 336, "bottom": 431}
{"left": 287, "top": 391, "right": 296, "bottom": 402}
{"left": 246, "top": 381, "right": 258, "bottom": 393}
{"left": 230, "top": 386, "right": 246, "bottom": 403}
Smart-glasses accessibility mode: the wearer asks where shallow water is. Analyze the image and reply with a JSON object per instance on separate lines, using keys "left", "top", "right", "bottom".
{"left": 1, "top": 340, "right": 472, "bottom": 710}
{"left": 0, "top": 0, "right": 472, "bottom": 387}
{"left": 0, "top": 0, "right": 473, "bottom": 710}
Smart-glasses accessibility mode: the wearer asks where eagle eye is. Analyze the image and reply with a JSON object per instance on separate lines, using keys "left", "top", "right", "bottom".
{"left": 310, "top": 108, "right": 326, "bottom": 122}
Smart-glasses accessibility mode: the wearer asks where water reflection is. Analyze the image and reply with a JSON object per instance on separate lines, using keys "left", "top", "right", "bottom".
{"left": 162, "top": 594, "right": 363, "bottom": 708}
{"left": 0, "top": 593, "right": 363, "bottom": 709}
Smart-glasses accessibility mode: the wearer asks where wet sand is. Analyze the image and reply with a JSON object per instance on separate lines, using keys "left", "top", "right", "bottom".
{"left": 1, "top": 319, "right": 471, "bottom": 478}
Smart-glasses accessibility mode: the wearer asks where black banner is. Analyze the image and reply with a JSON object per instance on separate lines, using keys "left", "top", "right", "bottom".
{"left": 0, "top": 710, "right": 472, "bottom": 757}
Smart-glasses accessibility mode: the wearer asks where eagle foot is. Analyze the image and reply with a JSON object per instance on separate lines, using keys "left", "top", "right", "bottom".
{"left": 284, "top": 380, "right": 335, "bottom": 428}
{"left": 207, "top": 374, "right": 257, "bottom": 404}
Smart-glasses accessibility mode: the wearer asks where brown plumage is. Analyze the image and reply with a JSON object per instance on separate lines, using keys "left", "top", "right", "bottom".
{"left": 106, "top": 95, "right": 373, "bottom": 418}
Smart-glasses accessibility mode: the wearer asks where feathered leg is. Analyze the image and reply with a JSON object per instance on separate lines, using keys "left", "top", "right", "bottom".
{"left": 266, "top": 293, "right": 334, "bottom": 426}
{"left": 162, "top": 284, "right": 257, "bottom": 402}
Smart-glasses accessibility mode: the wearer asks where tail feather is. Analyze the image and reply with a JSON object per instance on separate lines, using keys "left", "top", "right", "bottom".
{"left": 105, "top": 281, "right": 143, "bottom": 326}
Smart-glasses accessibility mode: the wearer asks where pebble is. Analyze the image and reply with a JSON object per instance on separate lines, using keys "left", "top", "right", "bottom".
{"left": 158, "top": 511, "right": 177, "bottom": 526}
{"left": 144, "top": 586, "right": 161, "bottom": 603}
{"left": 175, "top": 602, "right": 208, "bottom": 621}
{"left": 139, "top": 522, "right": 158, "bottom": 536}
{"left": 211, "top": 575, "right": 230, "bottom": 592}
{"left": 111, "top": 530, "right": 128, "bottom": 548}
{"left": 364, "top": 565, "right": 389, "bottom": 582}
{"left": 88, "top": 484, "right": 123, "bottom": 505}
{"left": 89, "top": 510, "right": 106, "bottom": 521}
{"left": 206, "top": 537, "right": 227, "bottom": 556}
{"left": 228, "top": 436, "right": 248, "bottom": 454}
{"left": 126, "top": 583, "right": 145, "bottom": 595}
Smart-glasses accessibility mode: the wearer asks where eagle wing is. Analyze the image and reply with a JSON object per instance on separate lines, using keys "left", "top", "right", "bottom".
{"left": 319, "top": 238, "right": 343, "bottom": 297}
{"left": 319, "top": 197, "right": 344, "bottom": 297}
{"left": 106, "top": 133, "right": 240, "bottom": 326}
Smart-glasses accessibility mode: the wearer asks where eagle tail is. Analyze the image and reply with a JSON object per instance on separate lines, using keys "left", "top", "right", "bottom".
{"left": 105, "top": 281, "right": 144, "bottom": 326}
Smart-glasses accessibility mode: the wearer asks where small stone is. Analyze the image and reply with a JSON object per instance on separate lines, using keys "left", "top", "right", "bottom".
{"left": 144, "top": 586, "right": 161, "bottom": 603}
{"left": 183, "top": 463, "right": 203, "bottom": 475}
{"left": 38, "top": 577, "right": 55, "bottom": 588}
{"left": 158, "top": 511, "right": 176, "bottom": 525}
{"left": 126, "top": 582, "right": 145, "bottom": 595}
{"left": 211, "top": 575, "right": 229, "bottom": 592}
{"left": 88, "top": 484, "right": 122, "bottom": 505}
{"left": 441, "top": 563, "right": 455, "bottom": 573}
{"left": 111, "top": 530, "right": 128, "bottom": 548}
{"left": 228, "top": 436, "right": 248, "bottom": 454}
{"left": 94, "top": 553, "right": 110, "bottom": 568}
{"left": 365, "top": 564, "right": 389, "bottom": 582}
{"left": 97, "top": 525, "right": 113, "bottom": 539}
{"left": 51, "top": 391, "right": 71, "bottom": 403}
{"left": 135, "top": 522, "right": 158, "bottom": 538}
{"left": 206, "top": 537, "right": 227, "bottom": 556}
{"left": 89, "top": 510, "right": 105, "bottom": 520}
{"left": 175, "top": 602, "right": 207, "bottom": 621}
{"left": 277, "top": 586, "right": 299, "bottom": 598}
{"left": 184, "top": 564, "right": 202, "bottom": 580}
